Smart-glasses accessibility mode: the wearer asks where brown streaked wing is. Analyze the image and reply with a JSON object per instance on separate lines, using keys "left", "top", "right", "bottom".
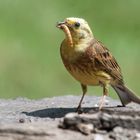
{"left": 87, "top": 39, "right": 124, "bottom": 84}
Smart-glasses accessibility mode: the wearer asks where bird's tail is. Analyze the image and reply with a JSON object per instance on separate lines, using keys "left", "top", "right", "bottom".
{"left": 112, "top": 85, "right": 140, "bottom": 106}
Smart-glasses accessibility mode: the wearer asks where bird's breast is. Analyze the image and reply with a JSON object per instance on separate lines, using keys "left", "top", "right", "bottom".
{"left": 66, "top": 64, "right": 100, "bottom": 85}
{"left": 61, "top": 51, "right": 100, "bottom": 85}
{"left": 60, "top": 40, "right": 111, "bottom": 86}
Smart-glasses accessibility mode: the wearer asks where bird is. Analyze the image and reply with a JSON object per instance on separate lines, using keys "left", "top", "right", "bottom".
{"left": 56, "top": 17, "right": 140, "bottom": 111}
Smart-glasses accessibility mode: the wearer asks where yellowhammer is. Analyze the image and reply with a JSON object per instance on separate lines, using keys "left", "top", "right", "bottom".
{"left": 57, "top": 17, "right": 140, "bottom": 111}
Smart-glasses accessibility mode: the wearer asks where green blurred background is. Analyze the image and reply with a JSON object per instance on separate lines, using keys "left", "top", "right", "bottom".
{"left": 0, "top": 0, "right": 139, "bottom": 99}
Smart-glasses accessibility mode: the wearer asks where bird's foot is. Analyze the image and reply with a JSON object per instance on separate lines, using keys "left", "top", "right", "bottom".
{"left": 76, "top": 105, "right": 83, "bottom": 114}
{"left": 117, "top": 104, "right": 125, "bottom": 107}
{"left": 95, "top": 95, "right": 108, "bottom": 110}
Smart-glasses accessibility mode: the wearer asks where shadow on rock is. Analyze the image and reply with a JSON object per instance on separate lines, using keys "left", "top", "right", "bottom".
{"left": 22, "top": 108, "right": 76, "bottom": 118}
{"left": 22, "top": 107, "right": 100, "bottom": 118}
{"left": 22, "top": 106, "right": 124, "bottom": 119}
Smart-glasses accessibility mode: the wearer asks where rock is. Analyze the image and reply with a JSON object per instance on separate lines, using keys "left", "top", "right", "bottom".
{"left": 94, "top": 134, "right": 104, "bottom": 140}
{"left": 76, "top": 123, "right": 94, "bottom": 135}
{"left": 0, "top": 95, "right": 139, "bottom": 140}
{"left": 59, "top": 113, "right": 94, "bottom": 135}
{"left": 113, "top": 126, "right": 123, "bottom": 133}
{"left": 60, "top": 110, "right": 140, "bottom": 132}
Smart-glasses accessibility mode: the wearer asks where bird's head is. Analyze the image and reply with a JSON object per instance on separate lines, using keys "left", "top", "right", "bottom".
{"left": 57, "top": 17, "right": 93, "bottom": 47}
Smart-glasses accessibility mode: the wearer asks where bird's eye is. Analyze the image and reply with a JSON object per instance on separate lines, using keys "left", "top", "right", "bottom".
{"left": 74, "top": 22, "right": 80, "bottom": 28}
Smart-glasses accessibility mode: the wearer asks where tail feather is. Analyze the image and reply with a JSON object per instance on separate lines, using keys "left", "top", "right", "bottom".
{"left": 112, "top": 85, "right": 140, "bottom": 106}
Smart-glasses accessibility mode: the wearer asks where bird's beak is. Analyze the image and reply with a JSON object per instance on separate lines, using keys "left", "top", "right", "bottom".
{"left": 56, "top": 20, "right": 73, "bottom": 47}
{"left": 56, "top": 21, "right": 66, "bottom": 29}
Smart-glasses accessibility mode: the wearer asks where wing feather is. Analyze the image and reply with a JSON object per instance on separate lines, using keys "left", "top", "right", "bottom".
{"left": 87, "top": 39, "right": 124, "bottom": 84}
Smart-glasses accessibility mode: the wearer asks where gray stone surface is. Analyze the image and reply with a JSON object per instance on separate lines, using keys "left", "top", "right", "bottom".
{"left": 0, "top": 95, "right": 140, "bottom": 140}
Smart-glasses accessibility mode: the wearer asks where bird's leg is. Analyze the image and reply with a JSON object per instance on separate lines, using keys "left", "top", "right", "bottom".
{"left": 76, "top": 84, "right": 87, "bottom": 112}
{"left": 99, "top": 85, "right": 108, "bottom": 110}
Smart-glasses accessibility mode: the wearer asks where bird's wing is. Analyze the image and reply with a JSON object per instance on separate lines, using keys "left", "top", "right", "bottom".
{"left": 87, "top": 39, "right": 124, "bottom": 84}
